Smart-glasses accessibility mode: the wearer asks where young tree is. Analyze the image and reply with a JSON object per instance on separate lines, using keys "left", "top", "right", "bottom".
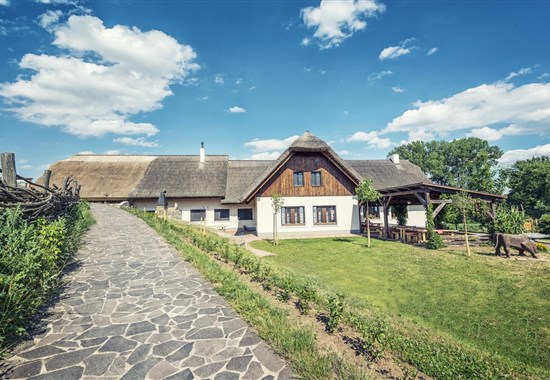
{"left": 271, "top": 194, "right": 284, "bottom": 245}
{"left": 450, "top": 191, "right": 476, "bottom": 256}
{"left": 355, "top": 179, "right": 381, "bottom": 248}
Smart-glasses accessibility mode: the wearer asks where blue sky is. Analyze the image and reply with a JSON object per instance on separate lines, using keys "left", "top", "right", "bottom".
{"left": 1, "top": 0, "right": 550, "bottom": 179}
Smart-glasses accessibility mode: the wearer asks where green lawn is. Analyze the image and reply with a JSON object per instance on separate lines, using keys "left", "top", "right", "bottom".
{"left": 251, "top": 237, "right": 550, "bottom": 374}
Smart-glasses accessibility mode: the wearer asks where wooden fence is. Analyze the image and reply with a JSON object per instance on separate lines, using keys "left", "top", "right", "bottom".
{"left": 0, "top": 152, "right": 80, "bottom": 221}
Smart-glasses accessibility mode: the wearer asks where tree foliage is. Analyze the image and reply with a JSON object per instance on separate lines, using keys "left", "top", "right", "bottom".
{"left": 392, "top": 204, "right": 408, "bottom": 226}
{"left": 502, "top": 156, "right": 550, "bottom": 219}
{"left": 389, "top": 138, "right": 504, "bottom": 193}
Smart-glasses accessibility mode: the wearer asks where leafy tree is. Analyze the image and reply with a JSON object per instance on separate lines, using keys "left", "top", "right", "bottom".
{"left": 449, "top": 192, "right": 476, "bottom": 256}
{"left": 271, "top": 194, "right": 284, "bottom": 245}
{"left": 389, "top": 138, "right": 503, "bottom": 193}
{"left": 503, "top": 156, "right": 550, "bottom": 218}
{"left": 355, "top": 179, "right": 381, "bottom": 248}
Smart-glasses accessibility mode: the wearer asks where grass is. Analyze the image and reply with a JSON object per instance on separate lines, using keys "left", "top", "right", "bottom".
{"left": 130, "top": 210, "right": 370, "bottom": 380}
{"left": 251, "top": 237, "right": 550, "bottom": 376}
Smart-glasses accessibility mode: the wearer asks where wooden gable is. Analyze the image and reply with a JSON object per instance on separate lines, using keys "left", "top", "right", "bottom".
{"left": 257, "top": 152, "right": 357, "bottom": 197}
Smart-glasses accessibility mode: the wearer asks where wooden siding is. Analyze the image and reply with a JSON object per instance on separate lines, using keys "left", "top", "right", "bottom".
{"left": 258, "top": 153, "right": 357, "bottom": 197}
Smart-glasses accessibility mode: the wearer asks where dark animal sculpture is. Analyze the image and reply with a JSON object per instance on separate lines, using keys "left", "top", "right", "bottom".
{"left": 493, "top": 233, "right": 538, "bottom": 258}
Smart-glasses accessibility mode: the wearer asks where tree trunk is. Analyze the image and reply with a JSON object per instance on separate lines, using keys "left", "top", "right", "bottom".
{"left": 463, "top": 211, "right": 471, "bottom": 256}
{"left": 366, "top": 201, "right": 371, "bottom": 248}
{"left": 273, "top": 213, "right": 276, "bottom": 245}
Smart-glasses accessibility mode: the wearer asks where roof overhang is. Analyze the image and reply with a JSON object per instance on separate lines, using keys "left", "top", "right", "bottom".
{"left": 378, "top": 182, "right": 506, "bottom": 202}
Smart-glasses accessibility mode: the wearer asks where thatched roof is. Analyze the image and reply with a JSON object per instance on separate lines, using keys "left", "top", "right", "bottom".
{"left": 347, "top": 159, "right": 429, "bottom": 190}
{"left": 42, "top": 132, "right": 431, "bottom": 202}
{"left": 130, "top": 155, "right": 228, "bottom": 198}
{"left": 41, "top": 155, "right": 155, "bottom": 200}
{"left": 224, "top": 160, "right": 272, "bottom": 204}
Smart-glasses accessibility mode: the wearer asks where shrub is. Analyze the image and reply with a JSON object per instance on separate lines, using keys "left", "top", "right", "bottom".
{"left": 0, "top": 202, "right": 93, "bottom": 349}
{"left": 535, "top": 242, "right": 548, "bottom": 253}
{"left": 489, "top": 205, "right": 525, "bottom": 234}
{"left": 537, "top": 214, "right": 550, "bottom": 235}
{"left": 326, "top": 292, "right": 345, "bottom": 333}
{"left": 426, "top": 204, "right": 446, "bottom": 249}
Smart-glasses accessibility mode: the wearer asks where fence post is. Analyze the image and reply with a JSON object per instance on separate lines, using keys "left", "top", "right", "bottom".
{"left": 1, "top": 152, "right": 17, "bottom": 187}
{"left": 42, "top": 170, "right": 52, "bottom": 191}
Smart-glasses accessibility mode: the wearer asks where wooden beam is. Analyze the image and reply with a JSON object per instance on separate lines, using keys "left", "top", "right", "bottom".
{"left": 382, "top": 195, "right": 392, "bottom": 238}
{"left": 433, "top": 202, "right": 447, "bottom": 219}
{"left": 415, "top": 192, "right": 427, "bottom": 208}
{"left": 432, "top": 199, "right": 452, "bottom": 204}
{"left": 1, "top": 152, "right": 17, "bottom": 187}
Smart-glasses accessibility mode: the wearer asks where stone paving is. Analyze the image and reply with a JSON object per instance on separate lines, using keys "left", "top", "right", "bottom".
{"left": 1, "top": 204, "right": 292, "bottom": 379}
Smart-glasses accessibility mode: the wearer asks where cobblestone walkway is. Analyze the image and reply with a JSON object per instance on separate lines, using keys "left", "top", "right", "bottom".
{"left": 1, "top": 204, "right": 292, "bottom": 379}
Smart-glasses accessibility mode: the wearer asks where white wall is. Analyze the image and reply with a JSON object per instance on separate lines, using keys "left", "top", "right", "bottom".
{"left": 406, "top": 205, "right": 427, "bottom": 227}
{"left": 132, "top": 198, "right": 256, "bottom": 230}
{"left": 256, "top": 196, "right": 360, "bottom": 238}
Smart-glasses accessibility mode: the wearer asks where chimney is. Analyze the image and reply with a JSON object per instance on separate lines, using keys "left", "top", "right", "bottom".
{"left": 390, "top": 153, "right": 400, "bottom": 164}
{"left": 199, "top": 142, "right": 205, "bottom": 163}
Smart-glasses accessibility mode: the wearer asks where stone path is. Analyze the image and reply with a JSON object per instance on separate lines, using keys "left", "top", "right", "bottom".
{"left": 1, "top": 204, "right": 292, "bottom": 379}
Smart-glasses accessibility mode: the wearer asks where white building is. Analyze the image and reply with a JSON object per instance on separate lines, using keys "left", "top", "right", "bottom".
{"left": 44, "top": 132, "right": 432, "bottom": 238}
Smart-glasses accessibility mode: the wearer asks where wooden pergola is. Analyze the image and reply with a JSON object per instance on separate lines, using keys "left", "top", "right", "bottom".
{"left": 377, "top": 182, "right": 506, "bottom": 238}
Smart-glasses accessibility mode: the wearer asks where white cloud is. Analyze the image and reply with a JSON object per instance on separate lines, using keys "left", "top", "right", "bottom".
{"left": 467, "top": 125, "right": 522, "bottom": 141}
{"left": 499, "top": 144, "right": 550, "bottom": 165}
{"left": 0, "top": 15, "right": 199, "bottom": 138}
{"left": 77, "top": 150, "right": 94, "bottom": 155}
{"left": 37, "top": 10, "right": 63, "bottom": 30}
{"left": 245, "top": 135, "right": 299, "bottom": 152}
{"left": 392, "top": 86, "right": 404, "bottom": 93}
{"left": 104, "top": 149, "right": 121, "bottom": 155}
{"left": 427, "top": 47, "right": 438, "bottom": 56}
{"left": 303, "top": 67, "right": 313, "bottom": 72}
{"left": 539, "top": 73, "right": 549, "bottom": 80}
{"left": 199, "top": 96, "right": 209, "bottom": 101}
{"left": 214, "top": 74, "right": 224, "bottom": 85}
{"left": 368, "top": 70, "right": 392, "bottom": 81}
{"left": 379, "top": 38, "right": 415, "bottom": 60}
{"left": 383, "top": 82, "right": 550, "bottom": 140}
{"left": 184, "top": 77, "right": 199, "bottom": 86}
{"left": 301, "top": 37, "right": 311, "bottom": 46}
{"left": 248, "top": 85, "right": 256, "bottom": 90}
{"left": 228, "top": 106, "right": 246, "bottom": 113}
{"left": 248, "top": 151, "right": 282, "bottom": 160}
{"left": 0, "top": 0, "right": 10, "bottom": 6}
{"left": 34, "top": 0, "right": 76, "bottom": 4}
{"left": 301, "top": 0, "right": 385, "bottom": 49}
{"left": 235, "top": 78, "right": 242, "bottom": 85}
{"left": 346, "top": 131, "right": 393, "bottom": 149}
{"left": 17, "top": 159, "right": 29, "bottom": 164}
{"left": 338, "top": 150, "right": 350, "bottom": 155}
{"left": 505, "top": 67, "right": 532, "bottom": 81}
{"left": 113, "top": 136, "right": 160, "bottom": 147}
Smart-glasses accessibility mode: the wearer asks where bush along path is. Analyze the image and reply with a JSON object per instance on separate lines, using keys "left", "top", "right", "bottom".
{"left": 0, "top": 204, "right": 291, "bottom": 379}
{"left": 131, "top": 210, "right": 548, "bottom": 380}
{"left": 0, "top": 202, "right": 93, "bottom": 354}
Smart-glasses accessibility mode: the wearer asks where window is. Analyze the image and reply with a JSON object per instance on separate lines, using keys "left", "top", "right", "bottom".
{"left": 282, "top": 206, "right": 305, "bottom": 225}
{"left": 190, "top": 209, "right": 206, "bottom": 222}
{"left": 238, "top": 208, "right": 253, "bottom": 220}
{"left": 293, "top": 171, "right": 304, "bottom": 187}
{"left": 214, "top": 209, "right": 230, "bottom": 221}
{"left": 313, "top": 206, "right": 337, "bottom": 224}
{"left": 311, "top": 171, "right": 322, "bottom": 186}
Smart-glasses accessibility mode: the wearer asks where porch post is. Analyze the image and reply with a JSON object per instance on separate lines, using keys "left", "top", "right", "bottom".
{"left": 383, "top": 196, "right": 392, "bottom": 238}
